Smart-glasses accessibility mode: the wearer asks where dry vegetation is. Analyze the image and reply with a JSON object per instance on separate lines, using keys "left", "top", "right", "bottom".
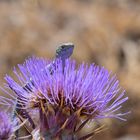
{"left": 0, "top": 0, "right": 140, "bottom": 139}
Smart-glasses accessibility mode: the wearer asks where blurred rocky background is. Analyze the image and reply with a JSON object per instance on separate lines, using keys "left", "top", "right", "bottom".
{"left": 0, "top": 0, "right": 140, "bottom": 140}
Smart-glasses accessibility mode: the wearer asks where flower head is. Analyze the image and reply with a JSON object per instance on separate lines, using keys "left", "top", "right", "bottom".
{"left": 0, "top": 57, "right": 129, "bottom": 139}
{"left": 0, "top": 111, "right": 13, "bottom": 139}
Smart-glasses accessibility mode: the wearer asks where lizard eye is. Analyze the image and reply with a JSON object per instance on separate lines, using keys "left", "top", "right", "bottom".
{"left": 61, "top": 46, "right": 65, "bottom": 49}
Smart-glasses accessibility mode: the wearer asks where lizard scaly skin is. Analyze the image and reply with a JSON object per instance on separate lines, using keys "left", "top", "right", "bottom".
{"left": 12, "top": 43, "right": 75, "bottom": 138}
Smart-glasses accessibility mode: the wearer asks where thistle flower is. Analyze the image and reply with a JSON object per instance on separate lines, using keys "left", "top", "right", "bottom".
{"left": 0, "top": 57, "right": 129, "bottom": 139}
{"left": 0, "top": 110, "right": 28, "bottom": 140}
{"left": 0, "top": 111, "right": 13, "bottom": 140}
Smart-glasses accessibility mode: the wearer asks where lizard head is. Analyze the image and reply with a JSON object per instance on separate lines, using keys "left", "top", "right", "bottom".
{"left": 55, "top": 43, "right": 74, "bottom": 60}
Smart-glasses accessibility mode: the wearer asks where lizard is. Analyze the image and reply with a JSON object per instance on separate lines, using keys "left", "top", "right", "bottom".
{"left": 10, "top": 43, "right": 75, "bottom": 138}
{"left": 23, "top": 42, "right": 74, "bottom": 91}
{"left": 43, "top": 42, "right": 74, "bottom": 74}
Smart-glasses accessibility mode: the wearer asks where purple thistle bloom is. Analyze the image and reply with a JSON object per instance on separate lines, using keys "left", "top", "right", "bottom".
{"left": 0, "top": 111, "right": 13, "bottom": 139}
{"left": 0, "top": 57, "right": 129, "bottom": 139}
